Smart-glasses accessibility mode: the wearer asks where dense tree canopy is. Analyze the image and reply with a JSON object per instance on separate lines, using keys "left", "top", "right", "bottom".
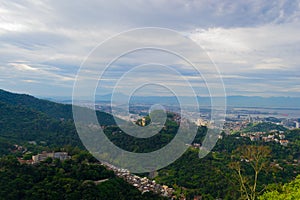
{"left": 0, "top": 152, "right": 165, "bottom": 200}
{"left": 1, "top": 89, "right": 300, "bottom": 199}
{"left": 259, "top": 175, "right": 300, "bottom": 200}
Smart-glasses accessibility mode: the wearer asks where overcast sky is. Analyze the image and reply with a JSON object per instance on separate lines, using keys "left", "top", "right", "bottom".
{"left": 1, "top": 0, "right": 300, "bottom": 97}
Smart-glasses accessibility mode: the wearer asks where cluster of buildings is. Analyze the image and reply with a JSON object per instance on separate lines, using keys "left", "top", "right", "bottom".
{"left": 225, "top": 114, "right": 300, "bottom": 130}
{"left": 281, "top": 118, "right": 300, "bottom": 129}
{"left": 240, "top": 130, "right": 289, "bottom": 146}
{"left": 32, "top": 151, "right": 71, "bottom": 163}
{"left": 223, "top": 121, "right": 250, "bottom": 134}
{"left": 195, "top": 118, "right": 209, "bottom": 127}
{"left": 101, "top": 162, "right": 174, "bottom": 198}
{"left": 17, "top": 149, "right": 175, "bottom": 197}
{"left": 186, "top": 143, "right": 201, "bottom": 149}
{"left": 18, "top": 151, "right": 71, "bottom": 164}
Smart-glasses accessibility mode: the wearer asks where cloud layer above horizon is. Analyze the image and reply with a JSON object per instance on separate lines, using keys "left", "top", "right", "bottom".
{"left": 0, "top": 0, "right": 300, "bottom": 97}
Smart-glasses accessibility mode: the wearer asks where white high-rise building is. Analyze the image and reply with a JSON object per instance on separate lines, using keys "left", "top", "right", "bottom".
{"left": 295, "top": 121, "right": 299, "bottom": 129}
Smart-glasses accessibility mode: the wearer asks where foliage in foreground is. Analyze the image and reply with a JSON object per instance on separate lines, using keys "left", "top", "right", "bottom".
{"left": 259, "top": 175, "right": 300, "bottom": 200}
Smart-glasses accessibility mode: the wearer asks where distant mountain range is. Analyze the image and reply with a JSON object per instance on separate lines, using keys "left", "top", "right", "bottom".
{"left": 51, "top": 93, "right": 300, "bottom": 109}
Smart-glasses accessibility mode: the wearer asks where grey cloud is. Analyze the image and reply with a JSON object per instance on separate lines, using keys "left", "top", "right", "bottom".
{"left": 46, "top": 0, "right": 300, "bottom": 29}
{"left": 0, "top": 0, "right": 300, "bottom": 97}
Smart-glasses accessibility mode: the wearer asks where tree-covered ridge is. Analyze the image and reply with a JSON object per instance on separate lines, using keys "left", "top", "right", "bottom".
{"left": 0, "top": 101, "right": 82, "bottom": 148}
{"left": 0, "top": 89, "right": 117, "bottom": 125}
{"left": 155, "top": 129, "right": 300, "bottom": 199}
{"left": 243, "top": 122, "right": 287, "bottom": 133}
{"left": 0, "top": 89, "right": 73, "bottom": 120}
{"left": 1, "top": 89, "right": 300, "bottom": 199}
{"left": 0, "top": 151, "right": 166, "bottom": 200}
{"left": 259, "top": 175, "right": 300, "bottom": 200}
{"left": 103, "top": 113, "right": 192, "bottom": 153}
{"left": 0, "top": 88, "right": 204, "bottom": 155}
{"left": 0, "top": 89, "right": 123, "bottom": 155}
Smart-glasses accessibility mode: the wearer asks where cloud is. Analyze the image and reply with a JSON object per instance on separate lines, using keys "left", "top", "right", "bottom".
{"left": 0, "top": 0, "right": 300, "bottom": 97}
{"left": 5, "top": 62, "right": 74, "bottom": 82}
{"left": 9, "top": 63, "right": 38, "bottom": 71}
{"left": 189, "top": 21, "right": 300, "bottom": 96}
{"left": 22, "top": 79, "right": 39, "bottom": 83}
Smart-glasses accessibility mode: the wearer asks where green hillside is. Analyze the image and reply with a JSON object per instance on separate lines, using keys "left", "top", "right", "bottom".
{"left": 0, "top": 89, "right": 167, "bottom": 199}
{"left": 243, "top": 122, "right": 287, "bottom": 132}
{"left": 0, "top": 101, "right": 81, "bottom": 147}
{"left": 0, "top": 152, "right": 165, "bottom": 200}
{"left": 1, "top": 89, "right": 300, "bottom": 199}
{"left": 0, "top": 89, "right": 119, "bottom": 155}
{"left": 0, "top": 89, "right": 116, "bottom": 126}
{"left": 0, "top": 89, "right": 73, "bottom": 120}
{"left": 259, "top": 175, "right": 300, "bottom": 199}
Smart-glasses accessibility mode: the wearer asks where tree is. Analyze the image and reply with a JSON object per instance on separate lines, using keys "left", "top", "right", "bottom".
{"left": 229, "top": 145, "right": 271, "bottom": 200}
{"left": 259, "top": 175, "right": 300, "bottom": 200}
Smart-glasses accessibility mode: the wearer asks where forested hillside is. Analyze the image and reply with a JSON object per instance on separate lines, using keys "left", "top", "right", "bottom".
{"left": 0, "top": 101, "right": 81, "bottom": 148}
{"left": 1, "top": 89, "right": 300, "bottom": 199}
{"left": 0, "top": 89, "right": 117, "bottom": 125}
{"left": 0, "top": 151, "right": 166, "bottom": 200}
{"left": 0, "top": 89, "right": 119, "bottom": 154}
